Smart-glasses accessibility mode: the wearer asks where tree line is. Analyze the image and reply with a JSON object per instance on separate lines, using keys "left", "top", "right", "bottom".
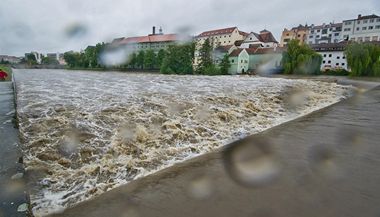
{"left": 63, "top": 40, "right": 231, "bottom": 75}
{"left": 345, "top": 42, "right": 380, "bottom": 77}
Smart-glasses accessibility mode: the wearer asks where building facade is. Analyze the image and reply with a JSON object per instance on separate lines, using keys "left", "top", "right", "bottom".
{"left": 112, "top": 27, "right": 181, "bottom": 53}
{"left": 228, "top": 49, "right": 249, "bottom": 74}
{"left": 307, "top": 23, "right": 343, "bottom": 44}
{"left": 280, "top": 25, "right": 309, "bottom": 47}
{"left": 311, "top": 42, "right": 348, "bottom": 71}
{"left": 342, "top": 14, "right": 380, "bottom": 42}
{"left": 194, "top": 27, "right": 246, "bottom": 67}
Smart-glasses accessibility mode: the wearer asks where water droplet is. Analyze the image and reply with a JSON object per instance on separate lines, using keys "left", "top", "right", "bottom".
{"left": 99, "top": 47, "right": 130, "bottom": 67}
{"left": 223, "top": 137, "right": 280, "bottom": 187}
{"left": 188, "top": 175, "right": 212, "bottom": 200}
{"left": 17, "top": 203, "right": 28, "bottom": 212}
{"left": 65, "top": 23, "right": 87, "bottom": 39}
{"left": 309, "top": 144, "right": 341, "bottom": 179}
{"left": 122, "top": 207, "right": 139, "bottom": 217}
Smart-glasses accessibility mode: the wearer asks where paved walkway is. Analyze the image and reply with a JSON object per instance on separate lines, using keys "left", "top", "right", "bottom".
{"left": 50, "top": 81, "right": 380, "bottom": 217}
{"left": 0, "top": 82, "right": 28, "bottom": 217}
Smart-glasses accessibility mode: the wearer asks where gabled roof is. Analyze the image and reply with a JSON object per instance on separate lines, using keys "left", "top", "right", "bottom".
{"left": 259, "top": 30, "right": 278, "bottom": 43}
{"left": 229, "top": 48, "right": 245, "bottom": 57}
{"left": 357, "top": 14, "right": 379, "bottom": 20}
{"left": 243, "top": 30, "right": 278, "bottom": 44}
{"left": 246, "top": 47, "right": 285, "bottom": 55}
{"left": 215, "top": 45, "right": 234, "bottom": 53}
{"left": 197, "top": 27, "right": 237, "bottom": 37}
{"left": 239, "top": 31, "right": 249, "bottom": 37}
{"left": 118, "top": 34, "right": 178, "bottom": 45}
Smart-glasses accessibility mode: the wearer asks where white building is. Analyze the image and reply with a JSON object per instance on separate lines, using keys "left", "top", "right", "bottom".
{"left": 311, "top": 42, "right": 348, "bottom": 71}
{"left": 240, "top": 30, "right": 279, "bottom": 48}
{"left": 342, "top": 14, "right": 380, "bottom": 42}
{"left": 307, "top": 23, "right": 343, "bottom": 44}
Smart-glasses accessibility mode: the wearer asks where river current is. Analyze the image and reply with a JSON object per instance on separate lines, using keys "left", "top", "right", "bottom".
{"left": 14, "top": 69, "right": 354, "bottom": 216}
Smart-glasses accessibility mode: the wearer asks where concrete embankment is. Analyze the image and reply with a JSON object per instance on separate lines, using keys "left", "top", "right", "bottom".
{"left": 49, "top": 80, "right": 380, "bottom": 217}
{"left": 0, "top": 81, "right": 29, "bottom": 217}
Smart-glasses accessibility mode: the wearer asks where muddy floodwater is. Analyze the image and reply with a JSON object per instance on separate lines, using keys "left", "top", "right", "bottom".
{"left": 14, "top": 69, "right": 354, "bottom": 216}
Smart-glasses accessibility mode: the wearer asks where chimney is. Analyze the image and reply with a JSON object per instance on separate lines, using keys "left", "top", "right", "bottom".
{"left": 152, "top": 26, "right": 156, "bottom": 35}
{"left": 358, "top": 14, "right": 362, "bottom": 19}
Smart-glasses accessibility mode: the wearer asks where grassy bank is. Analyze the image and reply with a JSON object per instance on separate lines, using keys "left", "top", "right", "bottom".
{"left": 0, "top": 65, "right": 12, "bottom": 81}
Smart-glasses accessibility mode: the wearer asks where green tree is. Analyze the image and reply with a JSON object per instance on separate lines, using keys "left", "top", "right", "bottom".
{"left": 219, "top": 54, "right": 231, "bottom": 75}
{"left": 156, "top": 49, "right": 167, "bottom": 69}
{"left": 136, "top": 50, "right": 145, "bottom": 69}
{"left": 160, "top": 43, "right": 195, "bottom": 74}
{"left": 144, "top": 49, "right": 156, "bottom": 69}
{"left": 128, "top": 53, "right": 138, "bottom": 69}
{"left": 41, "top": 56, "right": 58, "bottom": 65}
{"left": 26, "top": 53, "right": 37, "bottom": 66}
{"left": 345, "top": 43, "right": 380, "bottom": 77}
{"left": 197, "top": 38, "right": 214, "bottom": 74}
{"left": 282, "top": 39, "right": 322, "bottom": 75}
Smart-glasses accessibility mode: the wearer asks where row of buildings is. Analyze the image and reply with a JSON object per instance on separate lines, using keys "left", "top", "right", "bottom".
{"left": 110, "top": 13, "right": 379, "bottom": 74}
{"left": 279, "top": 14, "right": 380, "bottom": 71}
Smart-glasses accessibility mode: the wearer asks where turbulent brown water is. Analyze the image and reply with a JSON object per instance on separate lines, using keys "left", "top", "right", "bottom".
{"left": 14, "top": 69, "right": 354, "bottom": 216}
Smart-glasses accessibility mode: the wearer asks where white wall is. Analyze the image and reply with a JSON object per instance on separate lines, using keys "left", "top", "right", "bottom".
{"left": 317, "top": 51, "right": 348, "bottom": 71}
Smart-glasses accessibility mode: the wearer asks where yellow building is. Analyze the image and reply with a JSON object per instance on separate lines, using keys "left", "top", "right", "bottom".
{"left": 194, "top": 27, "right": 247, "bottom": 67}
{"left": 280, "top": 25, "right": 309, "bottom": 47}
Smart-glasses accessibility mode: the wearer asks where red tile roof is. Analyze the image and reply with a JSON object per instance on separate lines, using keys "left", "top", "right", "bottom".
{"left": 229, "top": 48, "right": 245, "bottom": 57}
{"left": 198, "top": 27, "right": 237, "bottom": 37}
{"left": 258, "top": 30, "right": 278, "bottom": 43}
{"left": 118, "top": 34, "right": 178, "bottom": 45}
{"left": 239, "top": 31, "right": 249, "bottom": 37}
{"left": 246, "top": 47, "right": 284, "bottom": 55}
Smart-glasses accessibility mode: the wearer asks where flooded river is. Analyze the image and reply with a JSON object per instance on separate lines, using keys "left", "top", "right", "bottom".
{"left": 14, "top": 69, "right": 354, "bottom": 216}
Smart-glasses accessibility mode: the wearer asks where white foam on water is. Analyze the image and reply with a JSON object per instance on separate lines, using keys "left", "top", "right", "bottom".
{"left": 14, "top": 69, "right": 355, "bottom": 216}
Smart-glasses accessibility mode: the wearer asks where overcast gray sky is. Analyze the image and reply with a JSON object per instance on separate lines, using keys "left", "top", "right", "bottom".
{"left": 0, "top": 0, "right": 379, "bottom": 56}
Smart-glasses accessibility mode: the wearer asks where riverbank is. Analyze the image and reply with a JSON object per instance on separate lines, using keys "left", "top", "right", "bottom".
{"left": 0, "top": 81, "right": 29, "bottom": 217}
{"left": 49, "top": 79, "right": 380, "bottom": 217}
{"left": 0, "top": 65, "right": 12, "bottom": 81}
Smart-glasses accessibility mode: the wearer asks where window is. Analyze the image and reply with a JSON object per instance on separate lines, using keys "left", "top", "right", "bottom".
{"left": 373, "top": 36, "right": 379, "bottom": 41}
{"left": 323, "top": 54, "right": 327, "bottom": 57}
{"left": 377, "top": 18, "right": 380, "bottom": 22}
{"left": 357, "top": 21, "right": 361, "bottom": 24}
{"left": 329, "top": 34, "right": 332, "bottom": 37}
{"left": 297, "top": 34, "right": 301, "bottom": 37}
{"left": 322, "top": 29, "right": 328, "bottom": 34}
{"left": 286, "top": 33, "right": 289, "bottom": 36}
{"left": 370, "top": 19, "right": 374, "bottom": 23}
{"left": 329, "top": 54, "right": 332, "bottom": 57}
{"left": 335, "top": 33, "right": 339, "bottom": 36}
{"left": 316, "top": 35, "right": 320, "bottom": 38}
{"left": 369, "top": 26, "right": 374, "bottom": 30}
{"left": 309, "top": 35, "right": 313, "bottom": 38}
{"left": 345, "top": 21, "right": 352, "bottom": 25}
{"left": 365, "top": 37, "right": 371, "bottom": 42}
{"left": 336, "top": 63, "right": 339, "bottom": 66}
{"left": 358, "top": 37, "right": 363, "bottom": 42}
{"left": 241, "top": 60, "right": 243, "bottom": 63}
{"left": 311, "top": 30, "right": 314, "bottom": 33}
{"left": 323, "top": 60, "right": 326, "bottom": 64}
{"left": 337, "top": 56, "right": 340, "bottom": 59}
{"left": 342, "top": 63, "right": 345, "bottom": 66}
{"left": 343, "top": 56, "right": 346, "bottom": 59}
{"left": 317, "top": 30, "right": 321, "bottom": 32}
{"left": 376, "top": 25, "right": 380, "bottom": 29}
{"left": 364, "top": 20, "right": 368, "bottom": 23}
{"left": 344, "top": 28, "right": 351, "bottom": 31}
{"left": 231, "top": 59, "right": 234, "bottom": 63}
{"left": 351, "top": 37, "right": 356, "bottom": 41}
{"left": 356, "top": 27, "right": 360, "bottom": 31}
{"left": 328, "top": 60, "right": 331, "bottom": 64}
{"left": 362, "top": 27, "right": 367, "bottom": 30}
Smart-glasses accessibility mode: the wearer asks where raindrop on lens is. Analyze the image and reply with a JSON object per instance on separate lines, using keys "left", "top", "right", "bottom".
{"left": 223, "top": 138, "right": 280, "bottom": 187}
{"left": 65, "top": 23, "right": 87, "bottom": 39}
{"left": 188, "top": 175, "right": 212, "bottom": 200}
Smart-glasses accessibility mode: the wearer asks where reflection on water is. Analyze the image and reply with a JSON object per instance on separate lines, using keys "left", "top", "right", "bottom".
{"left": 14, "top": 69, "right": 353, "bottom": 216}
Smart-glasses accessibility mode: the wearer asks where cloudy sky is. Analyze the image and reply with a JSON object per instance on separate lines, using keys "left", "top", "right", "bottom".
{"left": 0, "top": 0, "right": 379, "bottom": 56}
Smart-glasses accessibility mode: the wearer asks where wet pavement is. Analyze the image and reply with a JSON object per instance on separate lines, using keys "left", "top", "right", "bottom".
{"left": 49, "top": 81, "right": 380, "bottom": 217}
{"left": 0, "top": 82, "right": 28, "bottom": 217}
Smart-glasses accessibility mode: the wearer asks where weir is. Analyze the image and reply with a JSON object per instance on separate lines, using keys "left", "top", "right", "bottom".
{"left": 48, "top": 79, "right": 380, "bottom": 217}
{"left": 4, "top": 70, "right": 380, "bottom": 217}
